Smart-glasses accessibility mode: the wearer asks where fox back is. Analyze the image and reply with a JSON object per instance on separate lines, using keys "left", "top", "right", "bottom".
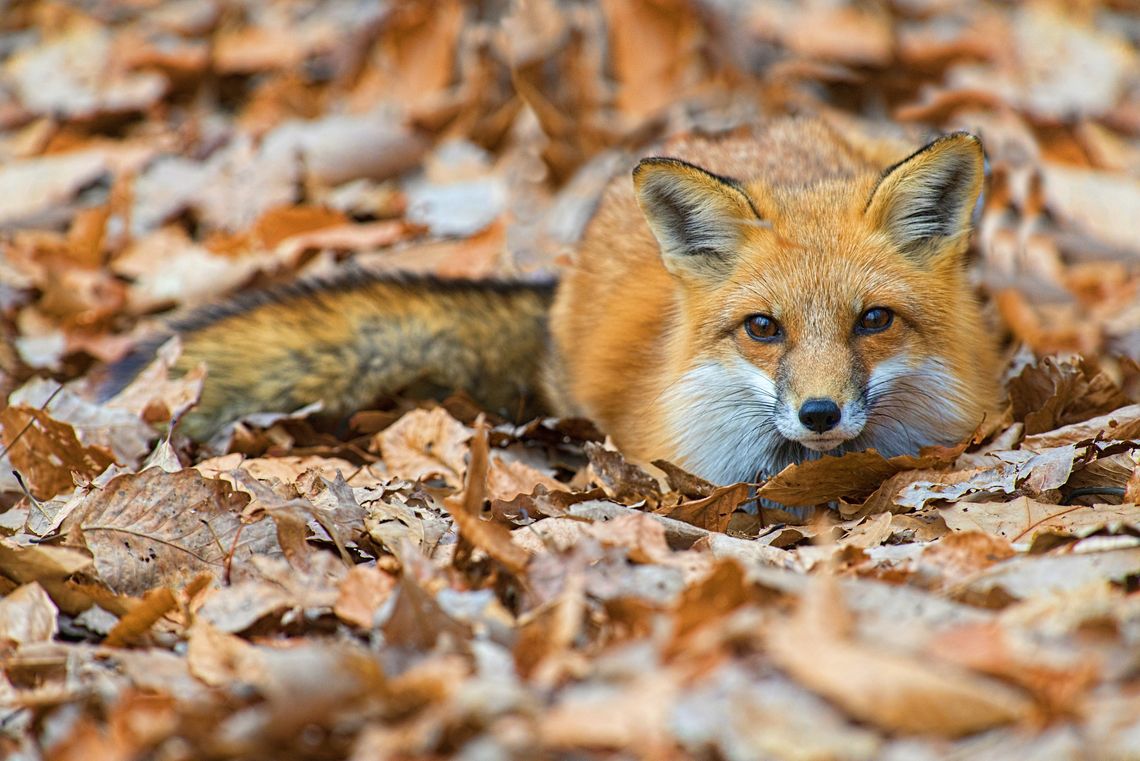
{"left": 547, "top": 118, "right": 1001, "bottom": 484}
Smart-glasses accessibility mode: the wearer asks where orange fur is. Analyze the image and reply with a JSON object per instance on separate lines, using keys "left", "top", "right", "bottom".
{"left": 110, "top": 118, "right": 1000, "bottom": 482}
{"left": 546, "top": 118, "right": 1000, "bottom": 483}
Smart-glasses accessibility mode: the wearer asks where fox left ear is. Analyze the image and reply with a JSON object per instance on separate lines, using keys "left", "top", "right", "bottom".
{"left": 865, "top": 132, "right": 985, "bottom": 264}
{"left": 633, "top": 158, "right": 760, "bottom": 279}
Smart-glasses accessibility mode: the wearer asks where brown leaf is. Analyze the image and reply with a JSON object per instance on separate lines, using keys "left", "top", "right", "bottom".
{"left": 0, "top": 537, "right": 95, "bottom": 615}
{"left": 1009, "top": 357, "right": 1132, "bottom": 435}
{"left": 9, "top": 376, "right": 153, "bottom": 467}
{"left": 930, "top": 622, "right": 1098, "bottom": 719}
{"left": 271, "top": 221, "right": 413, "bottom": 262}
{"left": 105, "top": 336, "right": 205, "bottom": 427}
{"left": 63, "top": 467, "right": 280, "bottom": 596}
{"left": 103, "top": 587, "right": 177, "bottom": 647}
{"left": 1126, "top": 463, "right": 1140, "bottom": 504}
{"left": 515, "top": 570, "right": 585, "bottom": 679}
{"left": 602, "top": 0, "right": 709, "bottom": 121}
{"left": 921, "top": 531, "right": 1016, "bottom": 584}
{"left": 35, "top": 255, "right": 125, "bottom": 325}
{"left": 655, "top": 481, "right": 748, "bottom": 534}
{"left": 194, "top": 555, "right": 340, "bottom": 634}
{"left": 954, "top": 546, "right": 1140, "bottom": 602}
{"left": 938, "top": 496, "right": 1140, "bottom": 544}
{"left": 211, "top": 204, "right": 349, "bottom": 254}
{"left": 671, "top": 560, "right": 754, "bottom": 644}
{"left": 443, "top": 420, "right": 531, "bottom": 576}
{"left": 586, "top": 442, "right": 662, "bottom": 507}
{"left": 112, "top": 227, "right": 269, "bottom": 314}
{"left": 896, "top": 445, "right": 1086, "bottom": 511}
{"left": 334, "top": 564, "right": 397, "bottom": 629}
{"left": 486, "top": 454, "right": 567, "bottom": 503}
{"left": 1021, "top": 404, "right": 1140, "bottom": 450}
{"left": 753, "top": 3, "right": 893, "bottom": 67}
{"left": 374, "top": 407, "right": 471, "bottom": 487}
{"left": 253, "top": 205, "right": 346, "bottom": 247}
{"left": 6, "top": 21, "right": 166, "bottom": 119}
{"left": 0, "top": 405, "right": 116, "bottom": 500}
{"left": 0, "top": 582, "right": 58, "bottom": 645}
{"left": 766, "top": 575, "right": 1033, "bottom": 736}
{"left": 838, "top": 513, "right": 894, "bottom": 551}
{"left": 538, "top": 673, "right": 678, "bottom": 752}
{"left": 590, "top": 512, "right": 673, "bottom": 565}
{"left": 652, "top": 459, "right": 716, "bottom": 498}
{"left": 759, "top": 445, "right": 964, "bottom": 507}
{"left": 380, "top": 569, "right": 471, "bottom": 652}
{"left": 0, "top": 150, "right": 110, "bottom": 227}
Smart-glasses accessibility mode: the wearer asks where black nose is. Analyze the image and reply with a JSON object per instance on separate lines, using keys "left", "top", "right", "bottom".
{"left": 798, "top": 398, "right": 841, "bottom": 433}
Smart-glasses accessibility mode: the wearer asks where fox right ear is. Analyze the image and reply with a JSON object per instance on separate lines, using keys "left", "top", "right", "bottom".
{"left": 633, "top": 158, "right": 760, "bottom": 279}
{"left": 865, "top": 132, "right": 985, "bottom": 265}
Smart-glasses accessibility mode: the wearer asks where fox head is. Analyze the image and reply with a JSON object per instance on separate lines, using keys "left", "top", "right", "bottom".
{"left": 632, "top": 131, "right": 998, "bottom": 484}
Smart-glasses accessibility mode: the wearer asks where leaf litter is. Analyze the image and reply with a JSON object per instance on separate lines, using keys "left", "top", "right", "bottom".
{"left": 2, "top": 0, "right": 1140, "bottom": 759}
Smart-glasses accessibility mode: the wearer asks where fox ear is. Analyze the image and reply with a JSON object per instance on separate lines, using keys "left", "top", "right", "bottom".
{"left": 633, "top": 158, "right": 760, "bottom": 279}
{"left": 865, "top": 132, "right": 985, "bottom": 264}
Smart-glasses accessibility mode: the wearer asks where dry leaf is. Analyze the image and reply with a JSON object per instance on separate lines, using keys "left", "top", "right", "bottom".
{"left": 938, "top": 496, "right": 1140, "bottom": 544}
{"left": 0, "top": 582, "right": 58, "bottom": 645}
{"left": 760, "top": 446, "right": 964, "bottom": 507}
{"left": 0, "top": 405, "right": 116, "bottom": 500}
{"left": 334, "top": 564, "right": 397, "bottom": 629}
{"left": 103, "top": 587, "right": 177, "bottom": 647}
{"left": 63, "top": 467, "right": 279, "bottom": 596}
{"left": 443, "top": 420, "right": 531, "bottom": 576}
{"left": 374, "top": 407, "right": 471, "bottom": 486}
{"left": 766, "top": 575, "right": 1033, "bottom": 736}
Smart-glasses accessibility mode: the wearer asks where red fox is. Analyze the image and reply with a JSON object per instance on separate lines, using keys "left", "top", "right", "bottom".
{"left": 107, "top": 118, "right": 1001, "bottom": 484}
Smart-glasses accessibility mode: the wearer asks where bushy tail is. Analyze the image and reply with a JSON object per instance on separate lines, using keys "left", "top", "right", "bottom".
{"left": 104, "top": 272, "right": 556, "bottom": 440}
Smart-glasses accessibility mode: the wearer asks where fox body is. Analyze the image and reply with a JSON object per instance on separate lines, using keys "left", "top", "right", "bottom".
{"left": 109, "top": 118, "right": 1001, "bottom": 484}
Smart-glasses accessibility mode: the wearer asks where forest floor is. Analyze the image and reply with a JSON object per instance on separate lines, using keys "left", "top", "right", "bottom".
{"left": 2, "top": 1, "right": 1140, "bottom": 759}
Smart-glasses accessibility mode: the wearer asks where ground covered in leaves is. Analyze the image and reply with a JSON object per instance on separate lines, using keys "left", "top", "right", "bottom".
{"left": 3, "top": 0, "right": 1140, "bottom": 759}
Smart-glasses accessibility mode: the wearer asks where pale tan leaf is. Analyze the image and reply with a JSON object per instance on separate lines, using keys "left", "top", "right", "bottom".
{"left": 374, "top": 407, "right": 471, "bottom": 486}
{"left": 63, "top": 468, "right": 280, "bottom": 596}
{"left": 766, "top": 576, "right": 1033, "bottom": 736}
{"left": 0, "top": 582, "right": 58, "bottom": 645}
{"left": 334, "top": 564, "right": 396, "bottom": 629}
{"left": 939, "top": 497, "right": 1140, "bottom": 543}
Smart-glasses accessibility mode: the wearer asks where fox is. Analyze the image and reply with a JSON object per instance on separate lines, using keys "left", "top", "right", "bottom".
{"left": 106, "top": 118, "right": 1001, "bottom": 485}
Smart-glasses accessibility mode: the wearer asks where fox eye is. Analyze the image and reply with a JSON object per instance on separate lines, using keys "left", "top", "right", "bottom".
{"left": 856, "top": 307, "right": 894, "bottom": 334}
{"left": 744, "top": 314, "right": 782, "bottom": 341}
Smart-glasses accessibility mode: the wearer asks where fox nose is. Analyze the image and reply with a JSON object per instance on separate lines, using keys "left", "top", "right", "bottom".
{"left": 798, "top": 398, "right": 841, "bottom": 433}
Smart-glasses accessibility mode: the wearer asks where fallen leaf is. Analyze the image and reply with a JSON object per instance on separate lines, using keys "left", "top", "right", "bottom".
{"left": 655, "top": 481, "right": 748, "bottom": 534}
{"left": 920, "top": 531, "right": 1017, "bottom": 586}
{"left": 103, "top": 587, "right": 177, "bottom": 647}
{"left": 1021, "top": 404, "right": 1140, "bottom": 450}
{"left": 766, "top": 575, "right": 1033, "bottom": 736}
{"left": 938, "top": 496, "right": 1140, "bottom": 544}
{"left": 374, "top": 407, "right": 471, "bottom": 487}
{"left": 486, "top": 454, "right": 567, "bottom": 502}
{"left": 6, "top": 21, "right": 166, "bottom": 119}
{"left": 1008, "top": 357, "right": 1133, "bottom": 435}
{"left": 760, "top": 446, "right": 964, "bottom": 507}
{"left": 896, "top": 445, "right": 1086, "bottom": 511}
{"left": 0, "top": 582, "right": 58, "bottom": 645}
{"left": 953, "top": 546, "right": 1140, "bottom": 602}
{"left": 62, "top": 467, "right": 279, "bottom": 596}
{"left": 0, "top": 405, "right": 116, "bottom": 500}
{"left": 334, "top": 564, "right": 397, "bottom": 629}
{"left": 380, "top": 569, "right": 471, "bottom": 652}
{"left": 0, "top": 537, "right": 95, "bottom": 614}
{"left": 930, "top": 622, "right": 1099, "bottom": 719}
{"left": 586, "top": 442, "right": 663, "bottom": 507}
{"left": 443, "top": 420, "right": 531, "bottom": 576}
